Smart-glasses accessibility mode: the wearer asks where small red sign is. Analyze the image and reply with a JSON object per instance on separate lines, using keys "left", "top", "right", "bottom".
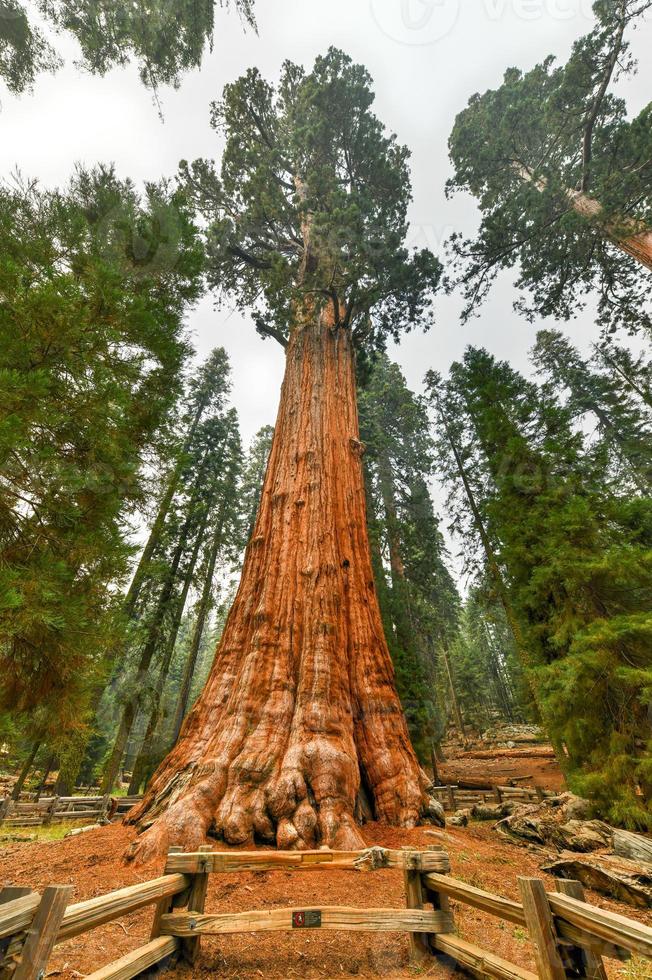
{"left": 292, "top": 910, "right": 321, "bottom": 928}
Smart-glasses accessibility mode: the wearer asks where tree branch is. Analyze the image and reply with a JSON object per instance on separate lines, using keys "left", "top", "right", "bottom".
{"left": 254, "top": 316, "right": 288, "bottom": 349}
{"left": 227, "top": 244, "right": 272, "bottom": 270}
{"left": 580, "top": 2, "right": 627, "bottom": 191}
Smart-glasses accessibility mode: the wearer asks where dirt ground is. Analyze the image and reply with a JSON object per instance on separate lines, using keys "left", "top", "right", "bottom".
{"left": 1, "top": 819, "right": 649, "bottom": 979}
{"left": 438, "top": 750, "right": 566, "bottom": 794}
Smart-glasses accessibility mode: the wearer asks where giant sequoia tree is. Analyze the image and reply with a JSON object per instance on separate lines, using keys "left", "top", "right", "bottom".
{"left": 127, "top": 48, "right": 442, "bottom": 859}
{"left": 447, "top": 0, "right": 652, "bottom": 333}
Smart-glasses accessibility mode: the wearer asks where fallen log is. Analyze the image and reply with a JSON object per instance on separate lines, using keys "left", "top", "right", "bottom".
{"left": 472, "top": 803, "right": 515, "bottom": 822}
{"left": 542, "top": 852, "right": 652, "bottom": 909}
{"left": 435, "top": 772, "right": 514, "bottom": 791}
{"left": 458, "top": 748, "right": 556, "bottom": 760}
{"left": 612, "top": 829, "right": 652, "bottom": 867}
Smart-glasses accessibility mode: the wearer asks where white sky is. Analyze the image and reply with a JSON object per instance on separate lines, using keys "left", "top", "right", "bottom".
{"left": 2, "top": 0, "right": 651, "bottom": 577}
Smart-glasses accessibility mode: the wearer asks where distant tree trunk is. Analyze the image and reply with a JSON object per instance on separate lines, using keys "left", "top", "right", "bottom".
{"left": 170, "top": 480, "right": 234, "bottom": 744}
{"left": 444, "top": 427, "right": 530, "bottom": 666}
{"left": 439, "top": 420, "right": 566, "bottom": 764}
{"left": 54, "top": 771, "right": 72, "bottom": 797}
{"left": 123, "top": 398, "right": 208, "bottom": 620}
{"left": 128, "top": 508, "right": 211, "bottom": 794}
{"left": 481, "top": 621, "right": 516, "bottom": 722}
{"left": 11, "top": 740, "right": 41, "bottom": 800}
{"left": 377, "top": 459, "right": 416, "bottom": 652}
{"left": 440, "top": 643, "right": 465, "bottom": 735}
{"left": 126, "top": 304, "right": 431, "bottom": 861}
{"left": 37, "top": 754, "right": 56, "bottom": 795}
{"left": 71, "top": 404, "right": 212, "bottom": 790}
{"left": 100, "top": 476, "right": 209, "bottom": 794}
{"left": 430, "top": 746, "right": 439, "bottom": 786}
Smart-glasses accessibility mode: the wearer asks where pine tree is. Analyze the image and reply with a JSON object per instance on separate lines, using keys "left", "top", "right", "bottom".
{"left": 533, "top": 329, "right": 652, "bottom": 491}
{"left": 0, "top": 168, "right": 203, "bottom": 756}
{"left": 438, "top": 347, "right": 652, "bottom": 827}
{"left": 126, "top": 47, "right": 442, "bottom": 860}
{"left": 594, "top": 338, "right": 652, "bottom": 409}
{"left": 170, "top": 412, "right": 243, "bottom": 745}
{"left": 449, "top": 589, "right": 527, "bottom": 732}
{"left": 447, "top": 1, "right": 652, "bottom": 333}
{"left": 425, "top": 369, "right": 535, "bottom": 710}
{"left": 101, "top": 404, "right": 240, "bottom": 793}
{"left": 239, "top": 425, "right": 274, "bottom": 541}
{"left": 358, "top": 354, "right": 460, "bottom": 760}
{"left": 123, "top": 348, "right": 233, "bottom": 621}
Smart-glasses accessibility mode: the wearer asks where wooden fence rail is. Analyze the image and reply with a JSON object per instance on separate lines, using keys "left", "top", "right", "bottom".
{"left": 1, "top": 844, "right": 650, "bottom": 979}
{"left": 430, "top": 784, "right": 553, "bottom": 812}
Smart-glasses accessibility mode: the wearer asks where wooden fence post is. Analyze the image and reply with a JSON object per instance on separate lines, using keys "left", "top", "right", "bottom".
{"left": 419, "top": 849, "right": 456, "bottom": 970}
{"left": 43, "top": 797, "right": 58, "bottom": 827}
{"left": 150, "top": 846, "right": 184, "bottom": 940}
{"left": 13, "top": 885, "right": 72, "bottom": 980}
{"left": 100, "top": 794, "right": 111, "bottom": 823}
{"left": 0, "top": 798, "right": 9, "bottom": 823}
{"left": 554, "top": 880, "right": 608, "bottom": 980}
{"left": 447, "top": 786, "right": 455, "bottom": 811}
{"left": 519, "top": 877, "right": 566, "bottom": 980}
{"left": 0, "top": 886, "right": 34, "bottom": 979}
{"left": 181, "top": 843, "right": 212, "bottom": 965}
{"left": 420, "top": 848, "right": 454, "bottom": 921}
{"left": 402, "top": 849, "right": 430, "bottom": 965}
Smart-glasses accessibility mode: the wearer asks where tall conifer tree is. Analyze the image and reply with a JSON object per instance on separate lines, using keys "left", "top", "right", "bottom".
{"left": 127, "top": 48, "right": 442, "bottom": 859}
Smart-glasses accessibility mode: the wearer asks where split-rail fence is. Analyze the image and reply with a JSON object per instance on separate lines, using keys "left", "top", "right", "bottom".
{"left": 431, "top": 784, "right": 554, "bottom": 812}
{"left": 1, "top": 844, "right": 650, "bottom": 979}
{"left": 0, "top": 796, "right": 142, "bottom": 830}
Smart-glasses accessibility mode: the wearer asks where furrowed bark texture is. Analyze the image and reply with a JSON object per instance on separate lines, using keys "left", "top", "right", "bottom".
{"left": 127, "top": 306, "right": 430, "bottom": 861}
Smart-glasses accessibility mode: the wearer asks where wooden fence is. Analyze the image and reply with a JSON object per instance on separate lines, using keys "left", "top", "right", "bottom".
{"left": 0, "top": 796, "right": 142, "bottom": 830}
{"left": 1, "top": 844, "right": 650, "bottom": 978}
{"left": 431, "top": 784, "right": 554, "bottom": 812}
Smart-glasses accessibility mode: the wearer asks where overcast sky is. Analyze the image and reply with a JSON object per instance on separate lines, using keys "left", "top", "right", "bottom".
{"left": 2, "top": 0, "right": 650, "bottom": 576}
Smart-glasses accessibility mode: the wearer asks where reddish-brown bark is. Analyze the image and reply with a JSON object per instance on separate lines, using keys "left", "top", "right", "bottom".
{"left": 513, "top": 163, "right": 652, "bottom": 272}
{"left": 126, "top": 303, "right": 435, "bottom": 861}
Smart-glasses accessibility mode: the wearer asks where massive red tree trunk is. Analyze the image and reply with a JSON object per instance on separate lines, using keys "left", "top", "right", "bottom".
{"left": 126, "top": 304, "right": 434, "bottom": 861}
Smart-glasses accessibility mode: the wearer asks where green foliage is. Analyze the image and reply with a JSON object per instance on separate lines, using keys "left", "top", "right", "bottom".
{"left": 447, "top": 1, "right": 652, "bottom": 333}
{"left": 0, "top": 0, "right": 60, "bottom": 92}
{"left": 95, "top": 360, "right": 248, "bottom": 792}
{"left": 181, "top": 47, "right": 441, "bottom": 346}
{"left": 359, "top": 354, "right": 460, "bottom": 759}
{"left": 1, "top": 0, "right": 255, "bottom": 94}
{"left": 432, "top": 346, "right": 652, "bottom": 827}
{"left": 0, "top": 167, "right": 203, "bottom": 738}
{"left": 449, "top": 590, "right": 528, "bottom": 731}
{"left": 533, "top": 329, "right": 652, "bottom": 491}
{"left": 239, "top": 424, "right": 273, "bottom": 540}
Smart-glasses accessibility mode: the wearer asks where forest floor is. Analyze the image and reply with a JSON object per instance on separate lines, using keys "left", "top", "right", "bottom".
{"left": 1, "top": 740, "right": 648, "bottom": 977}
{"left": 1, "top": 820, "right": 649, "bottom": 978}
{"left": 438, "top": 744, "right": 566, "bottom": 793}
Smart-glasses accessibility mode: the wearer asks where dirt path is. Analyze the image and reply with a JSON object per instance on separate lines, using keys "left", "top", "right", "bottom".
{"left": 1, "top": 821, "right": 648, "bottom": 978}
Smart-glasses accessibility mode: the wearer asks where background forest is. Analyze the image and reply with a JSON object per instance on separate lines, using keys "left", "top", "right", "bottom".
{"left": 1, "top": 0, "right": 651, "bottom": 833}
